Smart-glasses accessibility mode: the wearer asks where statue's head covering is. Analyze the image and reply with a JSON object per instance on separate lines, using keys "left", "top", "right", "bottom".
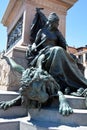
{"left": 48, "top": 12, "right": 59, "bottom": 22}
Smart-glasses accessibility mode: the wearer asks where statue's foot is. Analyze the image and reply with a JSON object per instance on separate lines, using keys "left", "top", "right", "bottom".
{"left": 71, "top": 88, "right": 84, "bottom": 97}
{"left": 64, "top": 87, "right": 71, "bottom": 95}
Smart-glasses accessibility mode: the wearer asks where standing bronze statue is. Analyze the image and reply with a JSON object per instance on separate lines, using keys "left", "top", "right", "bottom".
{"left": 0, "top": 9, "right": 87, "bottom": 116}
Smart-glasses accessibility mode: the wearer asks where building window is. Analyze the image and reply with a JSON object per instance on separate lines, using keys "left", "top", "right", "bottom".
{"left": 85, "top": 53, "right": 87, "bottom": 61}
{"left": 78, "top": 55, "right": 83, "bottom": 63}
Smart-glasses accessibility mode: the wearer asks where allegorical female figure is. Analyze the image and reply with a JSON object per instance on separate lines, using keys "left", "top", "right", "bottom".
{"left": 27, "top": 10, "right": 87, "bottom": 94}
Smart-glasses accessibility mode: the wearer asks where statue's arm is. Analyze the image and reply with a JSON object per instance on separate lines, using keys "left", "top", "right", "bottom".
{"left": 26, "top": 29, "right": 42, "bottom": 58}
{"left": 34, "top": 29, "right": 42, "bottom": 46}
{"left": 56, "top": 30, "right": 67, "bottom": 50}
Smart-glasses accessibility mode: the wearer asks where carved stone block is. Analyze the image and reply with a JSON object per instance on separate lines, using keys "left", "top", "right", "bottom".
{"left": 0, "top": 58, "right": 21, "bottom": 91}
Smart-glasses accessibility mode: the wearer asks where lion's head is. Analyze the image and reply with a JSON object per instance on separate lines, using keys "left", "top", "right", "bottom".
{"left": 19, "top": 67, "right": 60, "bottom": 108}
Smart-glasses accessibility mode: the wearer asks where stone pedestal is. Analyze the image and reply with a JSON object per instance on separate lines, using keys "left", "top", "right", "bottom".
{"left": 0, "top": 91, "right": 87, "bottom": 130}
{"left": 0, "top": 58, "right": 22, "bottom": 91}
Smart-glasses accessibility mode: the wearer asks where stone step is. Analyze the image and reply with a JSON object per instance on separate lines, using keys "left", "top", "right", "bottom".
{"left": 0, "top": 121, "right": 19, "bottom": 130}
{"left": 65, "top": 95, "right": 86, "bottom": 109}
{"left": 0, "top": 116, "right": 87, "bottom": 130}
{"left": 20, "top": 119, "right": 87, "bottom": 130}
{"left": 0, "top": 117, "right": 27, "bottom": 130}
{"left": 28, "top": 108, "right": 87, "bottom": 126}
{"left": 0, "top": 90, "right": 86, "bottom": 109}
{"left": 0, "top": 90, "right": 28, "bottom": 118}
{"left": 0, "top": 90, "right": 19, "bottom": 101}
{"left": 0, "top": 106, "right": 28, "bottom": 118}
{"left": 49, "top": 95, "right": 86, "bottom": 109}
{"left": 0, "top": 116, "right": 29, "bottom": 130}
{"left": 0, "top": 91, "right": 87, "bottom": 129}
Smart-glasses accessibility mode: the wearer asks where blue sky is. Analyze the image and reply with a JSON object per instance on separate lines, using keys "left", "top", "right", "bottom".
{"left": 66, "top": 0, "right": 87, "bottom": 47}
{"left": 0, "top": 0, "right": 9, "bottom": 51}
{"left": 0, "top": 0, "right": 87, "bottom": 51}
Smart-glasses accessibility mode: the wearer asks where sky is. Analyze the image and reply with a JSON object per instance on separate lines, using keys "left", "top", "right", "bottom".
{"left": 0, "top": 0, "right": 87, "bottom": 52}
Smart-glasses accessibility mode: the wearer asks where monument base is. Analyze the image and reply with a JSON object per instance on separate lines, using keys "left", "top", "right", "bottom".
{"left": 0, "top": 90, "right": 87, "bottom": 130}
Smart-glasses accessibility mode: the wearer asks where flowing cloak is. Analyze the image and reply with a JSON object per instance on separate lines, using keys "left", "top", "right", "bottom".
{"left": 43, "top": 47, "right": 87, "bottom": 91}
{"left": 30, "top": 46, "right": 87, "bottom": 92}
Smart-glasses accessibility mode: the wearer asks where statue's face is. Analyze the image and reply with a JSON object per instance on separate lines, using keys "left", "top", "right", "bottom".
{"left": 52, "top": 20, "right": 59, "bottom": 28}
{"left": 48, "top": 20, "right": 59, "bottom": 30}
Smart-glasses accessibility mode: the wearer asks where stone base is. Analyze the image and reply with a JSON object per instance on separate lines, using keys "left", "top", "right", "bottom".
{"left": 20, "top": 119, "right": 87, "bottom": 130}
{"left": 28, "top": 108, "right": 87, "bottom": 126}
{"left": 0, "top": 57, "right": 22, "bottom": 91}
{"left": 0, "top": 91, "right": 87, "bottom": 130}
{"left": 5, "top": 46, "right": 28, "bottom": 69}
{"left": 0, "top": 90, "right": 27, "bottom": 118}
{"left": 0, "top": 58, "right": 22, "bottom": 91}
{"left": 0, "top": 115, "right": 87, "bottom": 130}
{"left": 0, "top": 90, "right": 19, "bottom": 101}
{"left": 0, "top": 46, "right": 28, "bottom": 91}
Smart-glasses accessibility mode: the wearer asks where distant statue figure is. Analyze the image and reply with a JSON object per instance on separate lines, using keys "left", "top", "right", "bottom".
{"left": 0, "top": 8, "right": 87, "bottom": 116}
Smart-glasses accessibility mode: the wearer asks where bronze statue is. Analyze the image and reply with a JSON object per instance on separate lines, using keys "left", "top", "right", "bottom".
{"left": 0, "top": 9, "right": 87, "bottom": 116}
{"left": 27, "top": 9, "right": 87, "bottom": 93}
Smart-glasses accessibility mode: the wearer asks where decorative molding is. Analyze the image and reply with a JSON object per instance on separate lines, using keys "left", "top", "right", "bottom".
{"left": 7, "top": 15, "right": 23, "bottom": 50}
{"left": 25, "top": 0, "right": 77, "bottom": 14}
{"left": 1, "top": 0, "right": 77, "bottom": 26}
{"left": 28, "top": 0, "right": 67, "bottom": 14}
{"left": 1, "top": 0, "right": 17, "bottom": 26}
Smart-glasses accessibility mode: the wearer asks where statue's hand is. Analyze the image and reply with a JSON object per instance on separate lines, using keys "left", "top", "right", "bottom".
{"left": 31, "top": 43, "right": 37, "bottom": 51}
{"left": 0, "top": 101, "right": 14, "bottom": 110}
{"left": 59, "top": 101, "right": 73, "bottom": 116}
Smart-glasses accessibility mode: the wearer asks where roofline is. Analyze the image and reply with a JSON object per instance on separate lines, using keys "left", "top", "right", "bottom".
{"left": 1, "top": 0, "right": 78, "bottom": 26}
{"left": 76, "top": 47, "right": 87, "bottom": 50}
{"left": 60, "top": 0, "right": 78, "bottom": 10}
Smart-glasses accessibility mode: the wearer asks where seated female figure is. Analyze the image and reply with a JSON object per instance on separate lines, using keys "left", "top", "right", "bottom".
{"left": 27, "top": 12, "right": 87, "bottom": 94}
